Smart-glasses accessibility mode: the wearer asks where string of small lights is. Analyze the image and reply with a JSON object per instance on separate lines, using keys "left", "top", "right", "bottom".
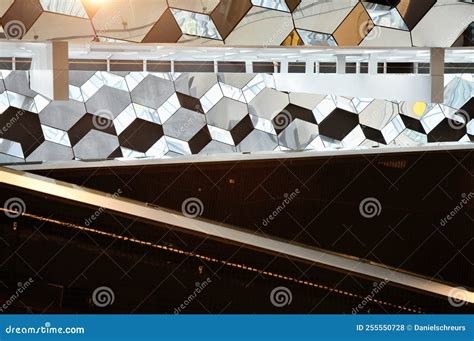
{"left": 1, "top": 208, "right": 423, "bottom": 313}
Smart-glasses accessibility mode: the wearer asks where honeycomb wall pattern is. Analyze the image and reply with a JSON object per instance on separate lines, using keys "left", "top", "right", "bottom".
{"left": 0, "top": 70, "right": 472, "bottom": 164}
{"left": 0, "top": 0, "right": 472, "bottom": 47}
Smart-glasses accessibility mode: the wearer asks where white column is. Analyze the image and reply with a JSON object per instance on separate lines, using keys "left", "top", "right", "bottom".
{"left": 214, "top": 60, "right": 218, "bottom": 73}
{"left": 315, "top": 61, "right": 320, "bottom": 74}
{"left": 356, "top": 61, "right": 360, "bottom": 74}
{"left": 368, "top": 54, "right": 378, "bottom": 75}
{"left": 336, "top": 55, "right": 346, "bottom": 74}
{"left": 280, "top": 60, "right": 288, "bottom": 73}
{"left": 305, "top": 60, "right": 315, "bottom": 74}
{"left": 245, "top": 60, "right": 253, "bottom": 73}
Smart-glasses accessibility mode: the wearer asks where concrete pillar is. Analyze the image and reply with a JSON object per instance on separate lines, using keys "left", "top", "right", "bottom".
{"left": 430, "top": 48, "right": 445, "bottom": 103}
{"left": 30, "top": 41, "right": 69, "bottom": 100}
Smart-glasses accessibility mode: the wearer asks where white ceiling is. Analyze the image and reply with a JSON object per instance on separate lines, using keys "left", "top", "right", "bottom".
{"left": 0, "top": 42, "right": 473, "bottom": 63}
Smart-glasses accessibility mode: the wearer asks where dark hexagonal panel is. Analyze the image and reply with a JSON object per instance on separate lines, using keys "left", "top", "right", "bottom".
{"left": 360, "top": 125, "right": 386, "bottom": 144}
{"left": 176, "top": 92, "right": 204, "bottom": 113}
{"left": 0, "top": 106, "right": 44, "bottom": 157}
{"left": 68, "top": 113, "right": 116, "bottom": 146}
{"left": 272, "top": 104, "right": 316, "bottom": 135}
{"left": 230, "top": 114, "right": 253, "bottom": 146}
{"left": 189, "top": 126, "right": 212, "bottom": 154}
{"left": 399, "top": 115, "right": 425, "bottom": 134}
{"left": 427, "top": 119, "right": 467, "bottom": 143}
{"left": 118, "top": 119, "right": 164, "bottom": 153}
{"left": 318, "top": 108, "right": 359, "bottom": 141}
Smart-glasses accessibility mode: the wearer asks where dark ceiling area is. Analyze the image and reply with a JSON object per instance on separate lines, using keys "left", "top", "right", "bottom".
{"left": 1, "top": 148, "right": 470, "bottom": 313}
{"left": 0, "top": 178, "right": 470, "bottom": 314}
{"left": 32, "top": 150, "right": 474, "bottom": 289}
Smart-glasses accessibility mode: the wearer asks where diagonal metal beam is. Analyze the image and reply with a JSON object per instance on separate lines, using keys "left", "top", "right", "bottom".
{"left": 0, "top": 167, "right": 472, "bottom": 304}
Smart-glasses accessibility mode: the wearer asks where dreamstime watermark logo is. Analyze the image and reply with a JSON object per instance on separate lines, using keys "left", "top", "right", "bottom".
{"left": 352, "top": 279, "right": 389, "bottom": 314}
{"left": 447, "top": 287, "right": 470, "bottom": 308}
{"left": 92, "top": 110, "right": 114, "bottom": 130}
{"left": 172, "top": 109, "right": 202, "bottom": 138}
{"left": 440, "top": 192, "right": 474, "bottom": 227}
{"left": 3, "top": 197, "right": 26, "bottom": 218}
{"left": 448, "top": 109, "right": 469, "bottom": 130}
{"left": 5, "top": 322, "right": 85, "bottom": 335}
{"left": 174, "top": 278, "right": 212, "bottom": 314}
{"left": 4, "top": 20, "right": 26, "bottom": 39}
{"left": 270, "top": 286, "right": 293, "bottom": 307}
{"left": 273, "top": 110, "right": 293, "bottom": 131}
{"left": 84, "top": 188, "right": 122, "bottom": 226}
{"left": 92, "top": 286, "right": 115, "bottom": 307}
{"left": 261, "top": 188, "right": 300, "bottom": 227}
{"left": 0, "top": 109, "right": 25, "bottom": 135}
{"left": 181, "top": 197, "right": 204, "bottom": 218}
{"left": 0, "top": 278, "right": 34, "bottom": 313}
{"left": 359, "top": 197, "right": 382, "bottom": 218}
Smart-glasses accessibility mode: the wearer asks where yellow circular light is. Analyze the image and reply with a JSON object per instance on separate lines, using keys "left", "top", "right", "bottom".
{"left": 413, "top": 102, "right": 427, "bottom": 116}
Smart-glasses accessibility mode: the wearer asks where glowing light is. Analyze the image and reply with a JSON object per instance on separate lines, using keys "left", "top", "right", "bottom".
{"left": 413, "top": 102, "right": 427, "bottom": 116}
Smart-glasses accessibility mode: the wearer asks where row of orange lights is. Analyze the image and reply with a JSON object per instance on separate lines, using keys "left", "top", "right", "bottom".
{"left": 1, "top": 207, "right": 422, "bottom": 314}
